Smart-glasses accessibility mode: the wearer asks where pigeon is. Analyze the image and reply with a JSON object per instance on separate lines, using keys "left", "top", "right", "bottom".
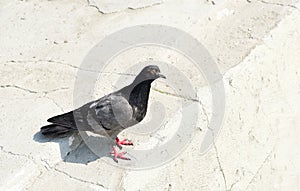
{"left": 40, "top": 65, "right": 166, "bottom": 162}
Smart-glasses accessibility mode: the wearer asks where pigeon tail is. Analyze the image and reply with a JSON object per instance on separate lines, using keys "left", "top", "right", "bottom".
{"left": 40, "top": 124, "right": 77, "bottom": 136}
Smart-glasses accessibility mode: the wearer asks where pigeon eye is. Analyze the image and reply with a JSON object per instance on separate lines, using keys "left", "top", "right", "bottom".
{"left": 150, "top": 69, "right": 156, "bottom": 75}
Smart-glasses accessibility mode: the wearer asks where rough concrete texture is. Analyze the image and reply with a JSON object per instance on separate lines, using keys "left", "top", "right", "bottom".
{"left": 1, "top": 0, "right": 300, "bottom": 190}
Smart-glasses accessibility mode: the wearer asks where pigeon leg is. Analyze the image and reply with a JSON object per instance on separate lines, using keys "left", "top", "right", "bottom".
{"left": 116, "top": 137, "right": 133, "bottom": 148}
{"left": 110, "top": 146, "right": 130, "bottom": 162}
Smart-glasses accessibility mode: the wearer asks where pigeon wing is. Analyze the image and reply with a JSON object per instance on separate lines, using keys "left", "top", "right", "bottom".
{"left": 47, "top": 111, "right": 77, "bottom": 128}
{"left": 47, "top": 101, "right": 97, "bottom": 131}
{"left": 93, "top": 94, "right": 133, "bottom": 130}
{"left": 47, "top": 93, "right": 133, "bottom": 132}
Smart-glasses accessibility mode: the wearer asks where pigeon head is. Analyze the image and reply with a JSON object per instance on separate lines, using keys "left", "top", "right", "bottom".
{"left": 137, "top": 65, "right": 166, "bottom": 81}
{"left": 120, "top": 65, "right": 166, "bottom": 97}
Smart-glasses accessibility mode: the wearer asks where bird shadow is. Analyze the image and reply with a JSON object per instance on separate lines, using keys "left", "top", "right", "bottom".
{"left": 33, "top": 131, "right": 114, "bottom": 164}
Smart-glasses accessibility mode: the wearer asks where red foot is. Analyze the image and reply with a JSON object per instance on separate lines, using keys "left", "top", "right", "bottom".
{"left": 110, "top": 146, "right": 130, "bottom": 162}
{"left": 116, "top": 137, "right": 133, "bottom": 148}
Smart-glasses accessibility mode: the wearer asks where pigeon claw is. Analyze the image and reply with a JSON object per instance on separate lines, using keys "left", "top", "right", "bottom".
{"left": 110, "top": 146, "right": 131, "bottom": 163}
{"left": 116, "top": 137, "right": 134, "bottom": 148}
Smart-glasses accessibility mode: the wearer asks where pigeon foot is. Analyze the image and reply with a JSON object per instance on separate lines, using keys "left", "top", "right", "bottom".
{"left": 116, "top": 137, "right": 133, "bottom": 148}
{"left": 110, "top": 146, "right": 130, "bottom": 162}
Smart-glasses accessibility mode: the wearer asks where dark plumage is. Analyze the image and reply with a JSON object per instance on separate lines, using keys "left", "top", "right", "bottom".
{"left": 40, "top": 65, "right": 166, "bottom": 161}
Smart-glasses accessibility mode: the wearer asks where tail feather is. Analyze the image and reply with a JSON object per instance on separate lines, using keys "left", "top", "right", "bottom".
{"left": 40, "top": 124, "right": 77, "bottom": 136}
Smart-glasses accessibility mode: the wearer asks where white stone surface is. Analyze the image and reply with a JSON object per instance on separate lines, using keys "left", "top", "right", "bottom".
{"left": 0, "top": 0, "right": 300, "bottom": 190}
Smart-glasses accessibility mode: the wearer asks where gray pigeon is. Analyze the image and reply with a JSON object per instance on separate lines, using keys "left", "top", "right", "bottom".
{"left": 40, "top": 65, "right": 166, "bottom": 162}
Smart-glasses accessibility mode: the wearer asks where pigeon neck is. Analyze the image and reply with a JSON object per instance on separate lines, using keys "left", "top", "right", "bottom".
{"left": 127, "top": 79, "right": 154, "bottom": 109}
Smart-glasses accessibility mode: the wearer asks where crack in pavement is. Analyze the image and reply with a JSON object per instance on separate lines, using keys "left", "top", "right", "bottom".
{"left": 5, "top": 59, "right": 136, "bottom": 76}
{"left": 213, "top": 143, "right": 228, "bottom": 191}
{"left": 4, "top": 59, "right": 208, "bottom": 103}
{"left": 0, "top": 145, "right": 39, "bottom": 166}
{"left": 0, "top": 84, "right": 69, "bottom": 95}
{"left": 228, "top": 178, "right": 240, "bottom": 191}
{"left": 245, "top": 147, "right": 275, "bottom": 189}
{"left": 152, "top": 87, "right": 199, "bottom": 102}
{"left": 203, "top": 107, "right": 228, "bottom": 191}
{"left": 207, "top": 105, "right": 248, "bottom": 191}
{"left": 0, "top": 146, "right": 49, "bottom": 190}
{"left": 0, "top": 84, "right": 68, "bottom": 112}
{"left": 198, "top": 99, "right": 210, "bottom": 130}
{"left": 257, "top": 0, "right": 299, "bottom": 10}
{"left": 0, "top": 83, "right": 67, "bottom": 113}
{"left": 227, "top": 170, "right": 245, "bottom": 191}
{"left": 0, "top": 85, "right": 38, "bottom": 94}
{"left": 197, "top": 97, "right": 228, "bottom": 190}
{"left": 41, "top": 87, "right": 70, "bottom": 95}
{"left": 43, "top": 95, "right": 65, "bottom": 113}
{"left": 53, "top": 168, "right": 106, "bottom": 189}
{"left": 25, "top": 170, "right": 44, "bottom": 191}
{"left": 88, "top": 0, "right": 163, "bottom": 14}
{"left": 0, "top": 145, "right": 107, "bottom": 189}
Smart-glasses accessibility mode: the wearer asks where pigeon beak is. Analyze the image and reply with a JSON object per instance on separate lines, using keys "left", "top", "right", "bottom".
{"left": 158, "top": 73, "right": 166, "bottom": 79}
